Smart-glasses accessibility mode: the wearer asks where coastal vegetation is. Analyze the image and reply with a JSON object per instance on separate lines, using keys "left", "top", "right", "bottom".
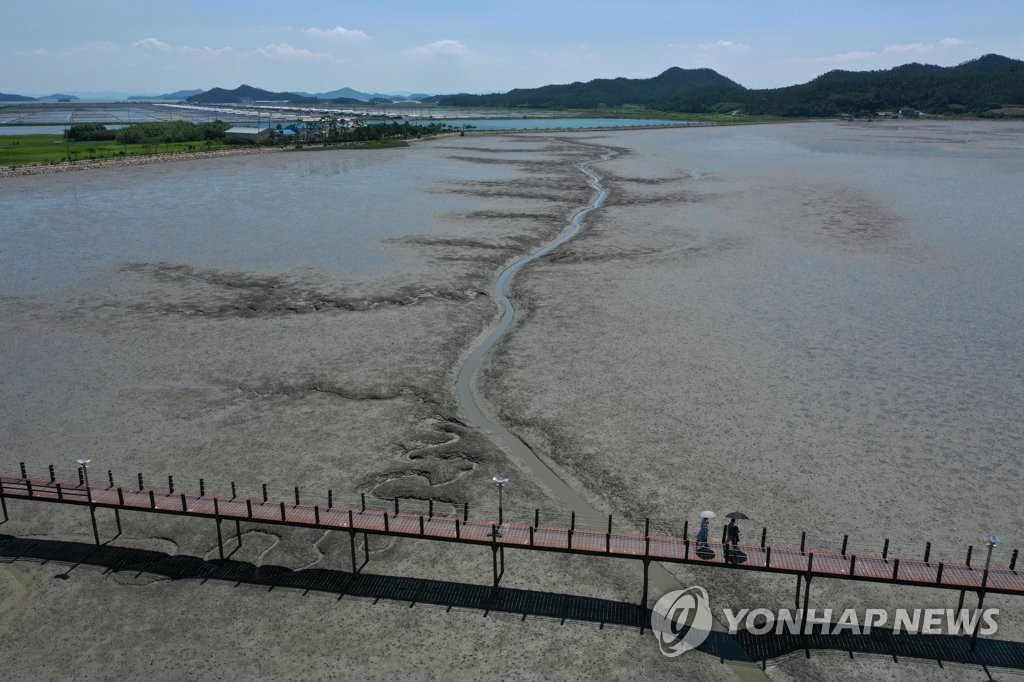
{"left": 0, "top": 119, "right": 448, "bottom": 168}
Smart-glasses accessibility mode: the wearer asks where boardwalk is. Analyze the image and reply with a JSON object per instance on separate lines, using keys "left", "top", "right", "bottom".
{"left": 2, "top": 469, "right": 1021, "bottom": 602}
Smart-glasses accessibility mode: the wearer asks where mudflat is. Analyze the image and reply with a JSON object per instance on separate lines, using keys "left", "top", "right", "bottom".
{"left": 1, "top": 121, "right": 1022, "bottom": 680}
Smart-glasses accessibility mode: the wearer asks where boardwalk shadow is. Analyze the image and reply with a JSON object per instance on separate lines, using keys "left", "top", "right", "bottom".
{"left": 736, "top": 628, "right": 1024, "bottom": 674}
{"left": 1, "top": 533, "right": 1022, "bottom": 674}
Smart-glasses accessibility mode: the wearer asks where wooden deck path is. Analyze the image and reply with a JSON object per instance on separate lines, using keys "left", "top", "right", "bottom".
{"left": 2, "top": 470, "right": 1021, "bottom": 603}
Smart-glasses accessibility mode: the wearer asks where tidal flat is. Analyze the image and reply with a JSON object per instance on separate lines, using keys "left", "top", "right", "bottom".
{"left": 1, "top": 121, "right": 1022, "bottom": 680}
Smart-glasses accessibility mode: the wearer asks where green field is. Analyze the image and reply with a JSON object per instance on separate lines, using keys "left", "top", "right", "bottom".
{"left": 0, "top": 134, "right": 240, "bottom": 167}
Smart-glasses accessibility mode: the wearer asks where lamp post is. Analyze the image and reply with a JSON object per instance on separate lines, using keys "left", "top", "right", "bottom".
{"left": 971, "top": 533, "right": 1003, "bottom": 650}
{"left": 76, "top": 458, "right": 92, "bottom": 503}
{"left": 492, "top": 476, "right": 509, "bottom": 528}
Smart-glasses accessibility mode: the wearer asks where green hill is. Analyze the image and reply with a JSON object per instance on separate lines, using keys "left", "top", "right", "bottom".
{"left": 187, "top": 85, "right": 317, "bottom": 104}
{"left": 431, "top": 67, "right": 743, "bottom": 108}
{"left": 711, "top": 54, "right": 1024, "bottom": 117}
{"left": 428, "top": 54, "right": 1024, "bottom": 117}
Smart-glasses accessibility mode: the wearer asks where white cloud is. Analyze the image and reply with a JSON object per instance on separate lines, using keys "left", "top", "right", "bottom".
{"left": 790, "top": 37, "right": 976, "bottom": 65}
{"left": 883, "top": 37, "right": 974, "bottom": 54}
{"left": 133, "top": 37, "right": 171, "bottom": 51}
{"left": 304, "top": 26, "right": 371, "bottom": 42}
{"left": 697, "top": 40, "right": 749, "bottom": 52}
{"left": 179, "top": 45, "right": 235, "bottom": 57}
{"left": 411, "top": 39, "right": 469, "bottom": 57}
{"left": 252, "top": 43, "right": 327, "bottom": 60}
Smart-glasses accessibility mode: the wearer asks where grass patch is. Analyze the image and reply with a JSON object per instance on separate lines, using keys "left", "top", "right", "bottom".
{"left": 0, "top": 135, "right": 237, "bottom": 167}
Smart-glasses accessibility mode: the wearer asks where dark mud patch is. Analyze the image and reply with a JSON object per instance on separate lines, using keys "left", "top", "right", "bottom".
{"left": 239, "top": 379, "right": 434, "bottom": 405}
{"left": 603, "top": 188, "right": 704, "bottom": 207}
{"left": 120, "top": 263, "right": 486, "bottom": 318}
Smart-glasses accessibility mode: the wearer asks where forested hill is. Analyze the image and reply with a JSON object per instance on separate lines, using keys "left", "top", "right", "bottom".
{"left": 431, "top": 54, "right": 1024, "bottom": 117}
{"left": 658, "top": 54, "right": 1024, "bottom": 116}
{"left": 187, "top": 85, "right": 317, "bottom": 104}
{"left": 431, "top": 67, "right": 742, "bottom": 108}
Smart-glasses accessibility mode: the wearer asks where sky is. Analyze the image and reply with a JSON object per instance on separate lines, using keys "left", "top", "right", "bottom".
{"left": 3, "top": 0, "right": 1023, "bottom": 96}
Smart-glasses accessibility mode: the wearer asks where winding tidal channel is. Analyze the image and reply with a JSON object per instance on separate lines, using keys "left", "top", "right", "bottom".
{"left": 453, "top": 144, "right": 762, "bottom": 677}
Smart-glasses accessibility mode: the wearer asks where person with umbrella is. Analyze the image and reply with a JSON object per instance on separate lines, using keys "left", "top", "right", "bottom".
{"left": 697, "top": 511, "right": 715, "bottom": 551}
{"left": 725, "top": 512, "right": 749, "bottom": 563}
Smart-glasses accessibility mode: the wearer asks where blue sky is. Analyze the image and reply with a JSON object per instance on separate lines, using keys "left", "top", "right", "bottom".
{"left": 3, "top": 0, "right": 1022, "bottom": 96}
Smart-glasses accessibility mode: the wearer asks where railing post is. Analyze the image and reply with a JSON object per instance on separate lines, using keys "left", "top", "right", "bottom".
{"left": 683, "top": 520, "right": 688, "bottom": 542}
{"left": 529, "top": 526, "right": 534, "bottom": 546}
{"left": 328, "top": 489, "right": 333, "bottom": 509}
{"left": 138, "top": 472, "right": 144, "bottom": 491}
{"left": 361, "top": 493, "right": 366, "bottom": 512}
{"left": 49, "top": 465, "right": 55, "bottom": 482}
{"left": 1010, "top": 549, "right": 1018, "bottom": 571}
{"left": 168, "top": 475, "right": 174, "bottom": 494}
{"left": 882, "top": 538, "right": 889, "bottom": 560}
{"left": 570, "top": 511, "right": 575, "bottom": 532}
{"left": 149, "top": 490, "right": 156, "bottom": 508}
{"left": 108, "top": 469, "right": 114, "bottom": 487}
{"left": 534, "top": 508, "right": 539, "bottom": 529}
{"left": 765, "top": 546, "right": 771, "bottom": 568}
{"left": 314, "top": 505, "right": 320, "bottom": 525}
{"left": 608, "top": 514, "right": 613, "bottom": 534}
{"left": 213, "top": 497, "right": 223, "bottom": 560}
{"left": 180, "top": 492, "right": 187, "bottom": 511}
{"left": 394, "top": 497, "right": 399, "bottom": 515}
{"left": 850, "top": 555, "right": 857, "bottom": 575}
{"left": 294, "top": 487, "right": 300, "bottom": 506}
{"left": 841, "top": 534, "right": 848, "bottom": 556}
{"left": 760, "top": 527, "right": 766, "bottom": 549}
{"left": 279, "top": 501, "right": 286, "bottom": 521}
{"left": 722, "top": 524, "right": 728, "bottom": 544}
{"left": 936, "top": 561, "right": 944, "bottom": 584}
{"left": 0, "top": 478, "right": 7, "bottom": 522}
{"left": 463, "top": 502, "right": 468, "bottom": 522}
{"left": 892, "top": 558, "right": 900, "bottom": 580}
{"left": 454, "top": 518, "right": 459, "bottom": 538}
{"left": 800, "top": 531, "right": 806, "bottom": 554}
{"left": 262, "top": 483, "right": 268, "bottom": 503}
{"left": 246, "top": 499, "right": 253, "bottom": 518}
{"left": 966, "top": 545, "right": 973, "bottom": 567}
{"left": 56, "top": 482, "right": 63, "bottom": 501}
{"left": 117, "top": 487, "right": 125, "bottom": 505}
{"left": 231, "top": 482, "right": 237, "bottom": 499}
{"left": 20, "top": 462, "right": 26, "bottom": 479}
{"left": 924, "top": 541, "right": 931, "bottom": 564}
{"left": 429, "top": 499, "right": 433, "bottom": 518}
{"left": 200, "top": 479, "right": 205, "bottom": 497}
{"left": 807, "top": 552, "right": 814, "bottom": 574}
{"left": 419, "top": 515, "right": 425, "bottom": 536}
{"left": 383, "top": 511, "right": 389, "bottom": 532}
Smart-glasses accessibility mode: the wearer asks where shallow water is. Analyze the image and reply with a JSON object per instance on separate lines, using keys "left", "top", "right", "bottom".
{"left": 0, "top": 146, "right": 521, "bottom": 295}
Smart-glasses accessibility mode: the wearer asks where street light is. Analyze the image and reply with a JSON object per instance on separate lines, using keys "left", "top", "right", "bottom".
{"left": 492, "top": 475, "right": 509, "bottom": 527}
{"left": 76, "top": 458, "right": 92, "bottom": 503}
{"left": 971, "top": 533, "right": 1003, "bottom": 650}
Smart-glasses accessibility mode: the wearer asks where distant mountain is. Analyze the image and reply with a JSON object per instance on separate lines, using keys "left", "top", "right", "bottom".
{"left": 186, "top": 85, "right": 317, "bottom": 104}
{"left": 0, "top": 92, "right": 36, "bottom": 101}
{"left": 430, "top": 67, "right": 743, "bottom": 107}
{"left": 128, "top": 89, "right": 204, "bottom": 101}
{"left": 37, "top": 93, "right": 80, "bottom": 101}
{"left": 668, "top": 53, "right": 1024, "bottom": 117}
{"left": 313, "top": 87, "right": 429, "bottom": 102}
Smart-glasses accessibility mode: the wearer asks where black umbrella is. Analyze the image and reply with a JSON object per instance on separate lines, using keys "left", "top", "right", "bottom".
{"left": 725, "top": 511, "right": 750, "bottom": 520}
